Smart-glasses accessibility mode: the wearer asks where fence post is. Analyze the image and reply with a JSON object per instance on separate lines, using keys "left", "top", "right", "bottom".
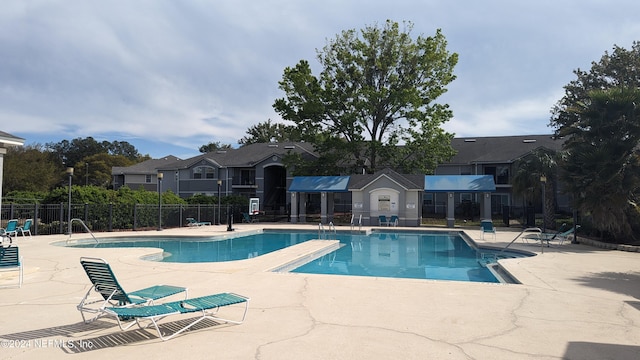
{"left": 59, "top": 203, "right": 64, "bottom": 234}
{"left": 34, "top": 203, "right": 39, "bottom": 236}
{"left": 108, "top": 203, "right": 113, "bottom": 232}
{"left": 133, "top": 204, "right": 138, "bottom": 231}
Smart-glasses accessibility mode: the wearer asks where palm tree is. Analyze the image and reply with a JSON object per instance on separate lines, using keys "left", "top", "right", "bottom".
{"left": 561, "top": 87, "right": 640, "bottom": 241}
{"left": 512, "top": 148, "right": 559, "bottom": 230}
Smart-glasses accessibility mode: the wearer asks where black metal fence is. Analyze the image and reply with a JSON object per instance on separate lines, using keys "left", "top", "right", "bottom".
{"left": 0, "top": 203, "right": 236, "bottom": 236}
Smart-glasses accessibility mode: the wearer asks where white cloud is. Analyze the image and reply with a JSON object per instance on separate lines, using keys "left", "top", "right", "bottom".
{"left": 445, "top": 90, "right": 565, "bottom": 137}
{"left": 1, "top": 0, "right": 639, "bottom": 158}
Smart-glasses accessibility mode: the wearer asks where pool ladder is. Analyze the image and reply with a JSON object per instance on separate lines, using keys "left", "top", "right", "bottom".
{"left": 478, "top": 252, "right": 499, "bottom": 267}
{"left": 318, "top": 222, "right": 337, "bottom": 240}
{"left": 67, "top": 218, "right": 98, "bottom": 244}
{"left": 350, "top": 214, "right": 362, "bottom": 231}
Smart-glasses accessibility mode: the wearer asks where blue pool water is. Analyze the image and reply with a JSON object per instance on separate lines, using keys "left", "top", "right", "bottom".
{"left": 291, "top": 231, "right": 506, "bottom": 283}
{"left": 68, "top": 231, "right": 317, "bottom": 263}
{"left": 64, "top": 230, "right": 528, "bottom": 283}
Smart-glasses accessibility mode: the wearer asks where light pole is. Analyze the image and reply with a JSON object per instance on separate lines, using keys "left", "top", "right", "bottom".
{"left": 540, "top": 175, "right": 547, "bottom": 234}
{"left": 217, "top": 179, "right": 222, "bottom": 225}
{"left": 66, "top": 167, "right": 73, "bottom": 235}
{"left": 157, "top": 172, "right": 163, "bottom": 231}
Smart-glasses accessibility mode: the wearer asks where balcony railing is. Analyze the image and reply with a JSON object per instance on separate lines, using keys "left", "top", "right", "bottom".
{"left": 232, "top": 176, "right": 257, "bottom": 187}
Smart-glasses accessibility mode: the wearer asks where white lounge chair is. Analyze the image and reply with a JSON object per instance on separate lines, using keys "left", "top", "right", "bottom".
{"left": 186, "top": 217, "right": 211, "bottom": 226}
{"left": 524, "top": 225, "right": 581, "bottom": 246}
{"left": 105, "top": 292, "right": 249, "bottom": 341}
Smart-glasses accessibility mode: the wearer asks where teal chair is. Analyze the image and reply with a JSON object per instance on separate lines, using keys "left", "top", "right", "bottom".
{"left": 242, "top": 213, "right": 258, "bottom": 223}
{"left": 17, "top": 219, "right": 32, "bottom": 237}
{"left": 389, "top": 215, "right": 399, "bottom": 227}
{"left": 0, "top": 246, "right": 23, "bottom": 288}
{"left": 480, "top": 220, "right": 496, "bottom": 240}
{"left": 0, "top": 219, "right": 18, "bottom": 238}
{"left": 378, "top": 215, "right": 389, "bottom": 226}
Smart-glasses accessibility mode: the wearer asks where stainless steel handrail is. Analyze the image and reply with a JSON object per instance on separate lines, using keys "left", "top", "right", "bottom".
{"left": 329, "top": 222, "right": 337, "bottom": 240}
{"left": 68, "top": 218, "right": 98, "bottom": 244}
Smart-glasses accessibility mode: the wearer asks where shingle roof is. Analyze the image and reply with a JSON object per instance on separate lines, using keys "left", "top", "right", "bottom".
{"left": 446, "top": 134, "right": 563, "bottom": 165}
{"left": 0, "top": 130, "right": 25, "bottom": 147}
{"left": 159, "top": 142, "right": 318, "bottom": 170}
{"left": 113, "top": 136, "right": 564, "bottom": 176}
{"left": 112, "top": 155, "right": 181, "bottom": 175}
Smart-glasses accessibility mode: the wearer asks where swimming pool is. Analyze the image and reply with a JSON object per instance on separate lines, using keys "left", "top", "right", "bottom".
{"left": 290, "top": 231, "right": 529, "bottom": 283}
{"left": 62, "top": 229, "right": 530, "bottom": 283}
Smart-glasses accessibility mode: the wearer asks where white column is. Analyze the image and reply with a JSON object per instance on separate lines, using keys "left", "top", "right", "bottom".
{"left": 320, "top": 192, "right": 327, "bottom": 224}
{"left": 482, "top": 192, "right": 492, "bottom": 221}
{"left": 446, "top": 192, "right": 455, "bottom": 228}
{"left": 0, "top": 148, "right": 5, "bottom": 221}
{"left": 299, "top": 192, "right": 306, "bottom": 223}
{"left": 290, "top": 192, "right": 298, "bottom": 223}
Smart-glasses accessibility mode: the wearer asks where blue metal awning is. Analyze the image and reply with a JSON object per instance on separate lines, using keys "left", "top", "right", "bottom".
{"left": 424, "top": 175, "right": 496, "bottom": 192}
{"left": 289, "top": 176, "right": 351, "bottom": 192}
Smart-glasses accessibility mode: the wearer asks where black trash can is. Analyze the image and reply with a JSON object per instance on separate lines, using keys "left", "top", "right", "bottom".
{"left": 526, "top": 206, "right": 535, "bottom": 227}
{"left": 502, "top": 205, "right": 510, "bottom": 226}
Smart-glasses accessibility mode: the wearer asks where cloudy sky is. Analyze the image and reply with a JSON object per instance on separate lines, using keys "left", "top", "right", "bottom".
{"left": 2, "top": 0, "right": 639, "bottom": 159}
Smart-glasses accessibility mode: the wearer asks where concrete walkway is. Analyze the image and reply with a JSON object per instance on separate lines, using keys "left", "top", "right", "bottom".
{"left": 1, "top": 224, "right": 639, "bottom": 359}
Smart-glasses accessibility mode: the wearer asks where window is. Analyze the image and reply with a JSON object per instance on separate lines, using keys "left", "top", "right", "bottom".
{"left": 240, "top": 169, "right": 255, "bottom": 185}
{"left": 484, "top": 166, "right": 496, "bottom": 180}
{"left": 491, "top": 194, "right": 510, "bottom": 214}
{"left": 423, "top": 193, "right": 433, "bottom": 205}
{"left": 193, "top": 166, "right": 215, "bottom": 179}
{"left": 496, "top": 166, "right": 509, "bottom": 185}
{"left": 145, "top": 174, "right": 152, "bottom": 183}
{"left": 484, "top": 166, "right": 510, "bottom": 185}
{"left": 378, "top": 195, "right": 391, "bottom": 212}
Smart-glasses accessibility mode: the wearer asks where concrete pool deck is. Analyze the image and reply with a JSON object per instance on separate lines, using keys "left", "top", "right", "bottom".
{"left": 1, "top": 224, "right": 639, "bottom": 359}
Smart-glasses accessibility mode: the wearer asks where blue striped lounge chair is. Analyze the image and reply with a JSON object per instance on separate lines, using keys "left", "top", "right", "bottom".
{"left": 105, "top": 292, "right": 250, "bottom": 341}
{"left": 77, "top": 257, "right": 188, "bottom": 323}
{"left": 0, "top": 246, "right": 23, "bottom": 288}
{"left": 186, "top": 217, "right": 212, "bottom": 226}
{"left": 524, "top": 225, "right": 581, "bottom": 246}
